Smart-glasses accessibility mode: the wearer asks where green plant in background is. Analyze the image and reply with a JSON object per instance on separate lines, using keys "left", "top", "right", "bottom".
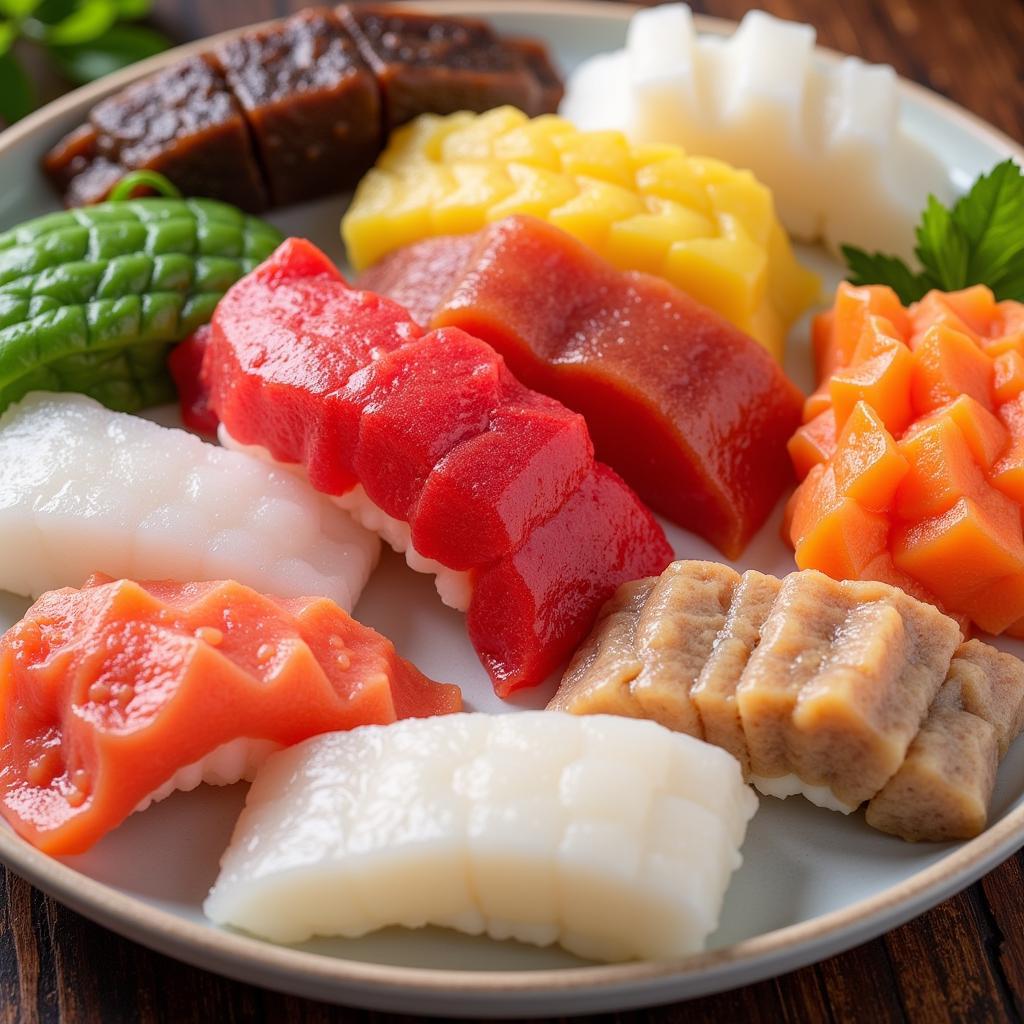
{"left": 0, "top": 0, "right": 170, "bottom": 125}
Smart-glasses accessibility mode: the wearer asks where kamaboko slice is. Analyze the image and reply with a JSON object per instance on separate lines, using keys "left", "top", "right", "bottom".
{"left": 0, "top": 391, "right": 379, "bottom": 610}
{"left": 203, "top": 712, "right": 756, "bottom": 962}
{"left": 0, "top": 575, "right": 461, "bottom": 854}
{"left": 186, "top": 238, "right": 672, "bottom": 693}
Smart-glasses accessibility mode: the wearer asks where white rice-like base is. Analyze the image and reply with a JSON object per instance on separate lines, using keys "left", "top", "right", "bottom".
{"left": 134, "top": 738, "right": 281, "bottom": 813}
{"left": 0, "top": 393, "right": 380, "bottom": 611}
{"left": 218, "top": 426, "right": 472, "bottom": 612}
{"left": 204, "top": 714, "right": 758, "bottom": 962}
{"left": 750, "top": 773, "right": 858, "bottom": 815}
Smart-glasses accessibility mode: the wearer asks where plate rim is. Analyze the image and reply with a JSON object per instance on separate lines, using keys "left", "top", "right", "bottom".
{"left": 2, "top": 0, "right": 1024, "bottom": 1011}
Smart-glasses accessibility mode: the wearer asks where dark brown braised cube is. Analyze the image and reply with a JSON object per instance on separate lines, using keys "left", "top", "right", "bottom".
{"left": 337, "top": 4, "right": 543, "bottom": 129}
{"left": 506, "top": 37, "right": 564, "bottom": 113}
{"left": 41, "top": 124, "right": 124, "bottom": 207}
{"left": 216, "top": 7, "right": 382, "bottom": 204}
{"left": 89, "top": 54, "right": 268, "bottom": 212}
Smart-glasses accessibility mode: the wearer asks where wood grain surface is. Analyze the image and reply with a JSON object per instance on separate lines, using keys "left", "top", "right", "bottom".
{"left": 3, "top": 1, "right": 1024, "bottom": 1021}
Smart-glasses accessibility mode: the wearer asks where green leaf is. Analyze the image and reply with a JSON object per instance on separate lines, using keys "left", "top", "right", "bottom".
{"left": 114, "top": 0, "right": 150, "bottom": 18}
{"left": 840, "top": 245, "right": 930, "bottom": 305}
{"left": 0, "top": 0, "right": 39, "bottom": 17}
{"left": 42, "top": 0, "right": 117, "bottom": 45}
{"left": 0, "top": 20, "right": 18, "bottom": 54}
{"left": 952, "top": 159, "right": 1024, "bottom": 301}
{"left": 915, "top": 194, "right": 968, "bottom": 291}
{"left": 28, "top": 0, "right": 74, "bottom": 24}
{"left": 843, "top": 160, "right": 1024, "bottom": 303}
{"left": 49, "top": 21, "right": 168, "bottom": 83}
{"left": 0, "top": 50, "right": 34, "bottom": 123}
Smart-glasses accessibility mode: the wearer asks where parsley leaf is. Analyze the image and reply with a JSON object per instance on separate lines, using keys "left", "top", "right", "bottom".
{"left": 842, "top": 159, "right": 1024, "bottom": 303}
{"left": 841, "top": 245, "right": 929, "bottom": 305}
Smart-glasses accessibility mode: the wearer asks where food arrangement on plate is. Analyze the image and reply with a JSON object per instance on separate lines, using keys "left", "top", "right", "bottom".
{"left": 2, "top": 0, "right": 1024, "bottom": 986}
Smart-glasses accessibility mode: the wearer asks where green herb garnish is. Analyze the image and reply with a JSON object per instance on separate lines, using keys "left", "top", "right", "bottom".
{"left": 0, "top": 0, "right": 170, "bottom": 127}
{"left": 842, "top": 159, "right": 1024, "bottom": 304}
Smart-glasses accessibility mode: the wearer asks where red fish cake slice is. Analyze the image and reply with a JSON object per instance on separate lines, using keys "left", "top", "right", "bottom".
{"left": 361, "top": 215, "right": 802, "bottom": 558}
{"left": 0, "top": 575, "right": 460, "bottom": 855}
{"left": 412, "top": 391, "right": 595, "bottom": 569}
{"left": 469, "top": 464, "right": 673, "bottom": 696}
{"left": 349, "top": 328, "right": 513, "bottom": 522}
{"left": 182, "top": 237, "right": 673, "bottom": 693}
{"left": 205, "top": 238, "right": 421, "bottom": 493}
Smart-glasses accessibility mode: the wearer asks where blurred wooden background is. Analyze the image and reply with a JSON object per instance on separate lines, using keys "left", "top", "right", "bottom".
{"left": 3, "top": 1, "right": 1024, "bottom": 1021}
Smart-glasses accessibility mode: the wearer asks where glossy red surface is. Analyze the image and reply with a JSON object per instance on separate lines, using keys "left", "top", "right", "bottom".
{"left": 361, "top": 216, "right": 805, "bottom": 557}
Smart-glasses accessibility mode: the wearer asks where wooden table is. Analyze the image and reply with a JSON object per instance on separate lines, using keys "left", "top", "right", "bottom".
{"left": 4, "top": 1, "right": 1024, "bottom": 1020}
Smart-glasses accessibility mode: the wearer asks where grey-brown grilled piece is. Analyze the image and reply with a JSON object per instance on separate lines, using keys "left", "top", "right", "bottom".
{"left": 629, "top": 561, "right": 740, "bottom": 738}
{"left": 549, "top": 577, "right": 657, "bottom": 721}
{"left": 549, "top": 560, "right": 1024, "bottom": 841}
{"left": 866, "top": 641, "right": 1024, "bottom": 841}
{"left": 550, "top": 561, "right": 742, "bottom": 737}
{"left": 738, "top": 572, "right": 961, "bottom": 810}
{"left": 691, "top": 570, "right": 781, "bottom": 775}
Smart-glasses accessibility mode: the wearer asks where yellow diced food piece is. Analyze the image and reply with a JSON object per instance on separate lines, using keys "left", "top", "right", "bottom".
{"left": 440, "top": 106, "right": 528, "bottom": 163}
{"left": 344, "top": 166, "right": 454, "bottom": 270}
{"left": 768, "top": 223, "right": 822, "bottom": 322}
{"left": 634, "top": 156, "right": 711, "bottom": 214}
{"left": 341, "top": 107, "right": 818, "bottom": 357}
{"left": 631, "top": 143, "right": 684, "bottom": 167}
{"left": 376, "top": 115, "right": 452, "bottom": 171}
{"left": 664, "top": 221, "right": 770, "bottom": 348}
{"left": 605, "top": 200, "right": 717, "bottom": 274}
{"left": 492, "top": 114, "right": 577, "bottom": 170}
{"left": 486, "top": 163, "right": 579, "bottom": 221}
{"left": 707, "top": 176, "right": 773, "bottom": 246}
{"left": 548, "top": 177, "right": 645, "bottom": 253}
{"left": 551, "top": 130, "right": 635, "bottom": 188}
{"left": 432, "top": 164, "right": 516, "bottom": 237}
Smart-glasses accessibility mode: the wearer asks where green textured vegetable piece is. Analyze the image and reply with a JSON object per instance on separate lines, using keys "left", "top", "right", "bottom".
{"left": 0, "top": 197, "right": 282, "bottom": 413}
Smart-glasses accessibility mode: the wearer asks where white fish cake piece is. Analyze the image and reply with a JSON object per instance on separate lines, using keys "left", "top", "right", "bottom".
{"left": 0, "top": 392, "right": 379, "bottom": 609}
{"left": 560, "top": 3, "right": 954, "bottom": 258}
{"left": 204, "top": 713, "right": 757, "bottom": 961}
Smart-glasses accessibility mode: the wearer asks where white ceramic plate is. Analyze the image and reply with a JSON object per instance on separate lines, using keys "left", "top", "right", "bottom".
{"left": 1, "top": 2, "right": 1023, "bottom": 1017}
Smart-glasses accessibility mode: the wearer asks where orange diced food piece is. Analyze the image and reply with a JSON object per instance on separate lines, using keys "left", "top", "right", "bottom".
{"left": 991, "top": 396, "right": 1024, "bottom": 503}
{"left": 791, "top": 464, "right": 889, "bottom": 579}
{"left": 858, "top": 550, "right": 958, "bottom": 614}
{"left": 909, "top": 290, "right": 986, "bottom": 347}
{"left": 794, "top": 498, "right": 889, "bottom": 581}
{"left": 803, "top": 383, "right": 832, "bottom": 422}
{"left": 906, "top": 395, "right": 1008, "bottom": 471}
{"left": 833, "top": 401, "right": 908, "bottom": 512}
{"left": 892, "top": 493, "right": 1024, "bottom": 609}
{"left": 960, "top": 572, "right": 1024, "bottom": 636}
{"left": 812, "top": 309, "right": 837, "bottom": 382}
{"left": 993, "top": 302, "right": 1024, "bottom": 356}
{"left": 827, "top": 283, "right": 910, "bottom": 372}
{"left": 895, "top": 416, "right": 990, "bottom": 521}
{"left": 910, "top": 323, "right": 994, "bottom": 415}
{"left": 994, "top": 350, "right": 1024, "bottom": 403}
{"left": 829, "top": 320, "right": 913, "bottom": 435}
{"left": 932, "top": 285, "right": 999, "bottom": 337}
{"left": 788, "top": 407, "right": 836, "bottom": 480}
{"left": 787, "top": 462, "right": 827, "bottom": 547}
